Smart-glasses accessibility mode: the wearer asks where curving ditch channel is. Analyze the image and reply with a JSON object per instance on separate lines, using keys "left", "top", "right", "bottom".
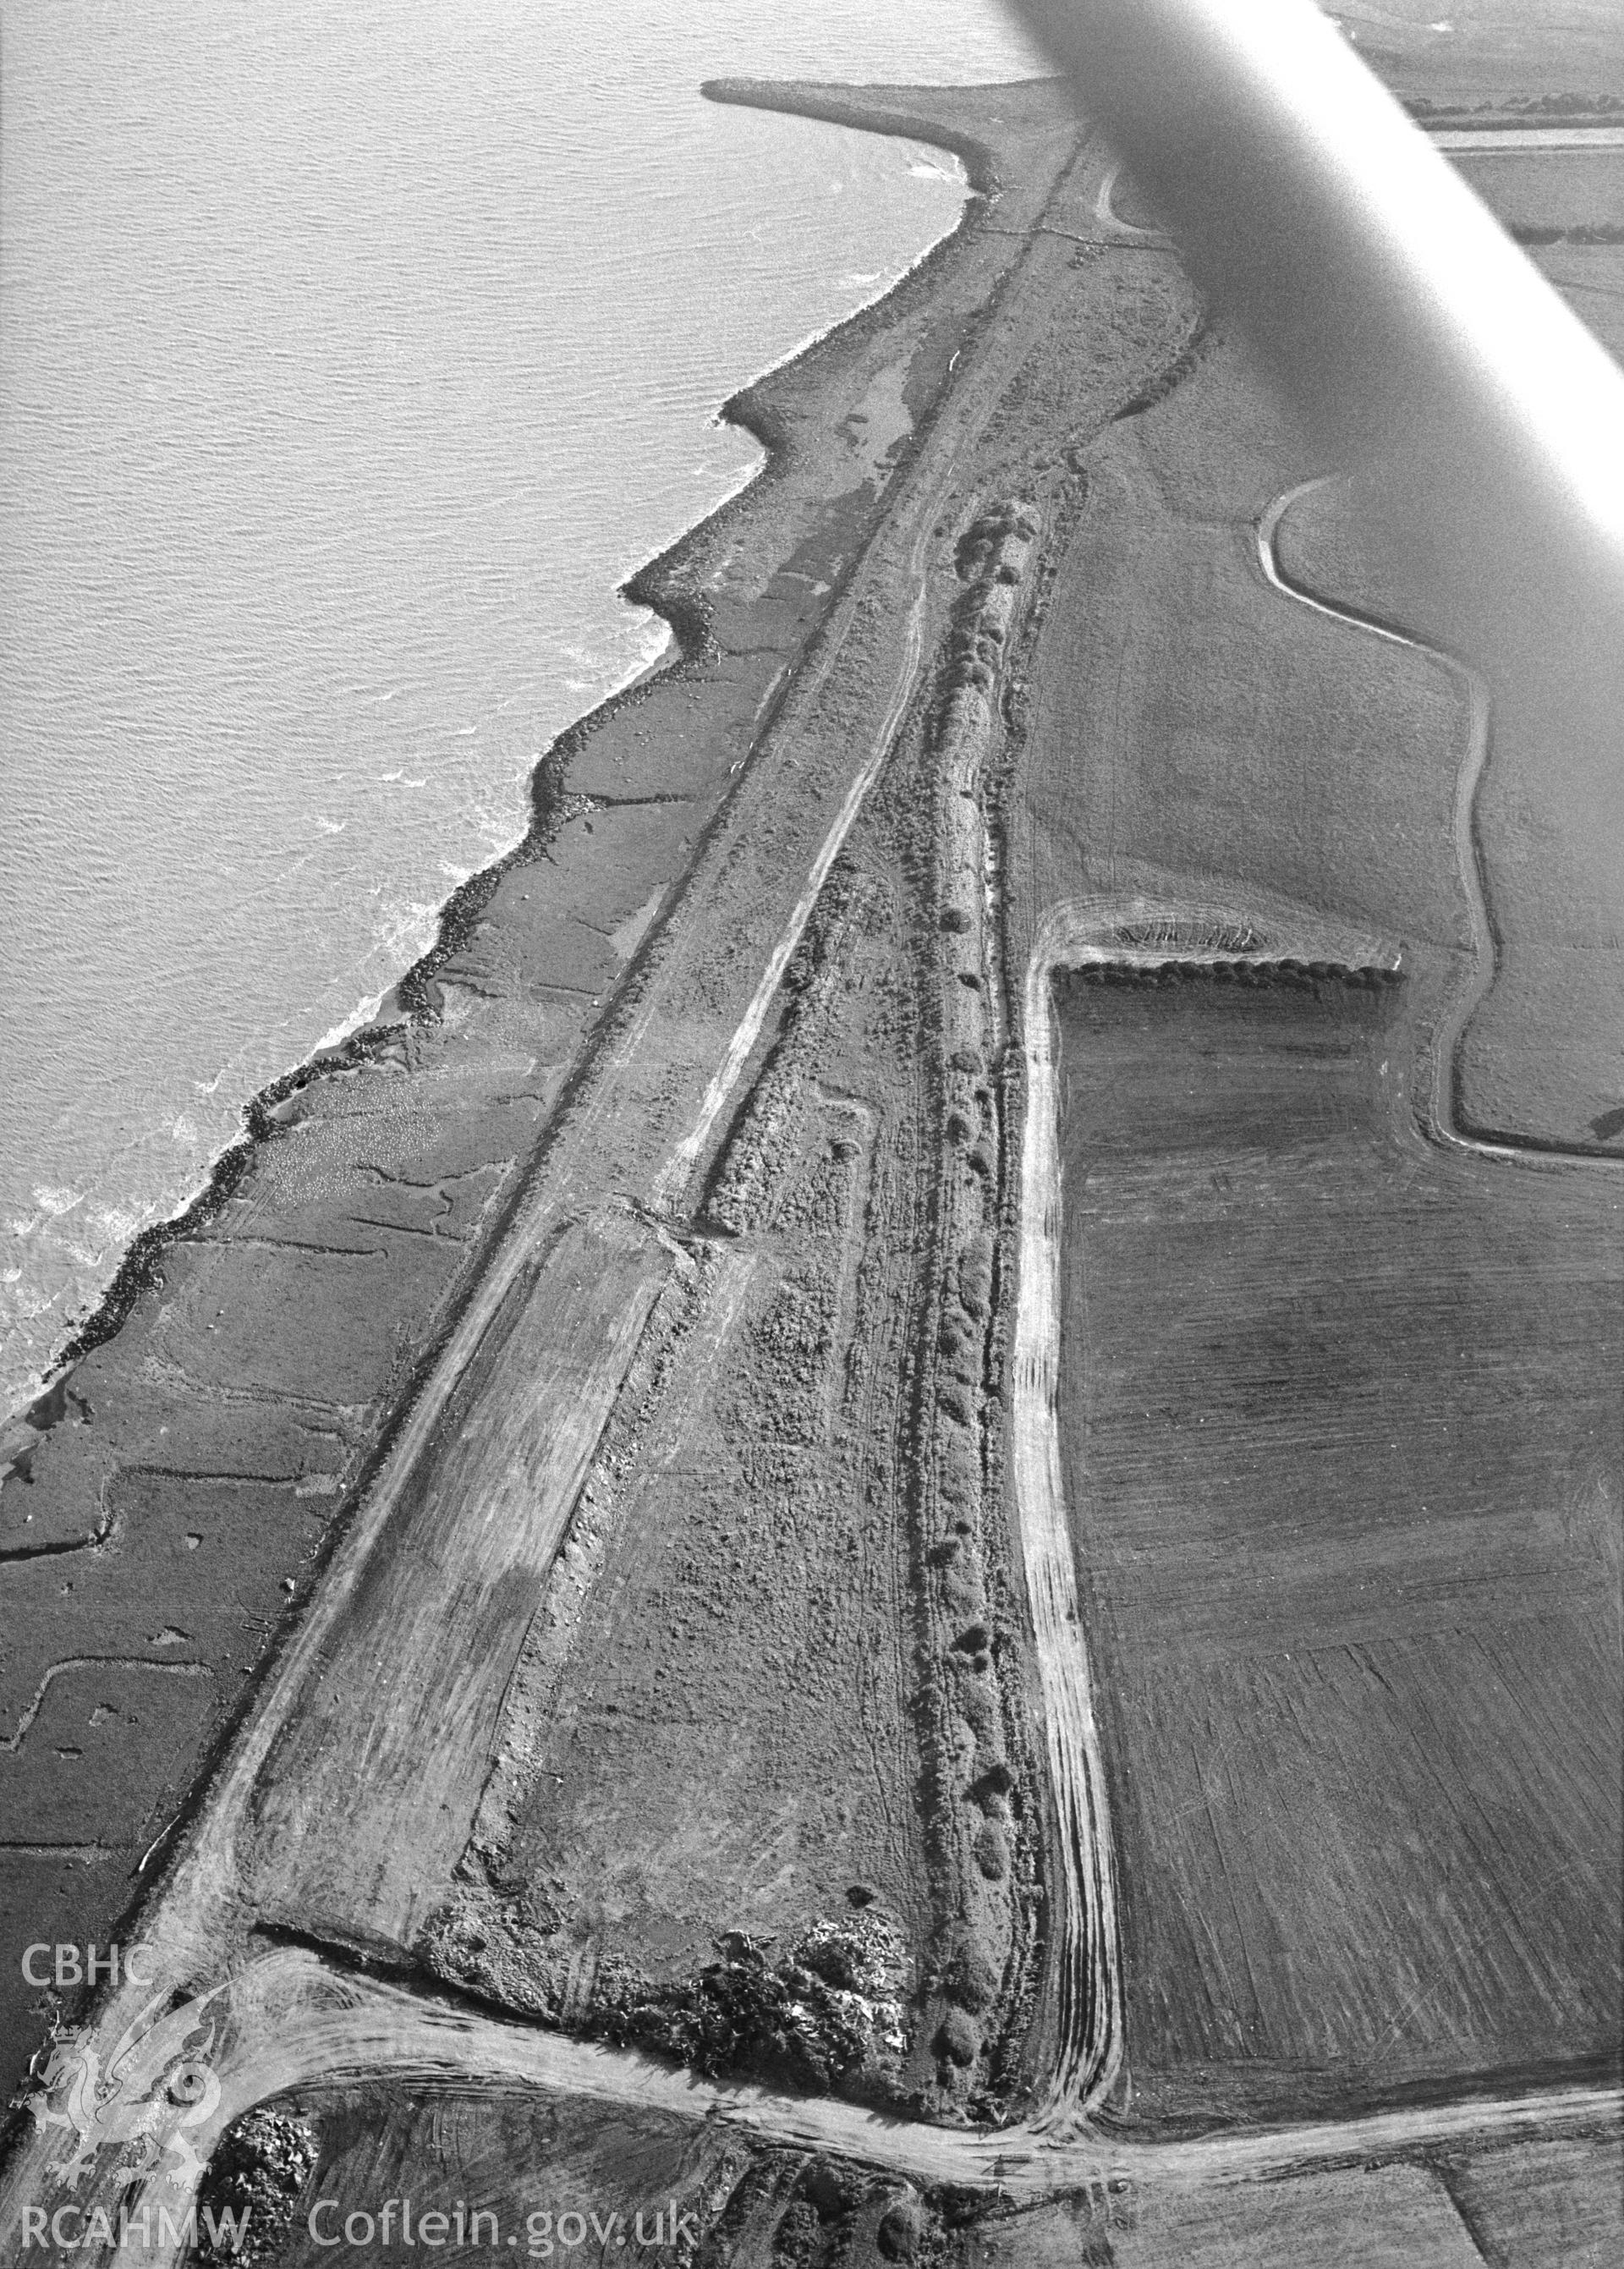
{"left": 1008, "top": 469, "right": 1623, "bottom": 2132}
{"left": 7, "top": 495, "right": 1621, "bottom": 2267}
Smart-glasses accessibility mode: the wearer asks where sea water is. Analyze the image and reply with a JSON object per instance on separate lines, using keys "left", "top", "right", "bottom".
{"left": 0, "top": 0, "right": 1045, "bottom": 1417}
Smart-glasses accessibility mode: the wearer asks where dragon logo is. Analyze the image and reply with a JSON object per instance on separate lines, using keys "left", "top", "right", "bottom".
{"left": 26, "top": 1984, "right": 227, "bottom": 2195}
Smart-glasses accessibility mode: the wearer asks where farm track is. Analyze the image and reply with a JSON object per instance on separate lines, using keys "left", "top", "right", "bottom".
{"left": 1429, "top": 126, "right": 1624, "bottom": 151}
{"left": 1009, "top": 916, "right": 1125, "bottom": 2132}
{"left": 1006, "top": 897, "right": 1407, "bottom": 2140}
{"left": 1005, "top": 458, "right": 1624, "bottom": 2135}
{"left": 19, "top": 1945, "right": 1620, "bottom": 2266}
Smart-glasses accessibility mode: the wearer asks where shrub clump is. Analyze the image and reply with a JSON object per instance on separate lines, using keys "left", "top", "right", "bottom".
{"left": 193, "top": 2108, "right": 317, "bottom": 2266}
{"left": 600, "top": 1911, "right": 907, "bottom": 2093}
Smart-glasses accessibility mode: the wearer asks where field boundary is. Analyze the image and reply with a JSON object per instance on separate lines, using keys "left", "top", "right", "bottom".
{"left": 1012, "top": 891, "right": 1401, "bottom": 2133}
{"left": 1257, "top": 480, "right": 1624, "bottom": 1172}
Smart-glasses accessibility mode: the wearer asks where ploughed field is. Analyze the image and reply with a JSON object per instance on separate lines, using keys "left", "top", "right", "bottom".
{"left": 1054, "top": 965, "right": 1622, "bottom": 2127}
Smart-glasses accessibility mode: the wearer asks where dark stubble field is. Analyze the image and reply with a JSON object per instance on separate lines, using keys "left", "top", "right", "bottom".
{"left": 1055, "top": 964, "right": 1622, "bottom": 2129}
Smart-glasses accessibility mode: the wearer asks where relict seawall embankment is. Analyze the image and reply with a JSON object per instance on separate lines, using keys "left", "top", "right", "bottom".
{"left": 0, "top": 78, "right": 1081, "bottom": 2112}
